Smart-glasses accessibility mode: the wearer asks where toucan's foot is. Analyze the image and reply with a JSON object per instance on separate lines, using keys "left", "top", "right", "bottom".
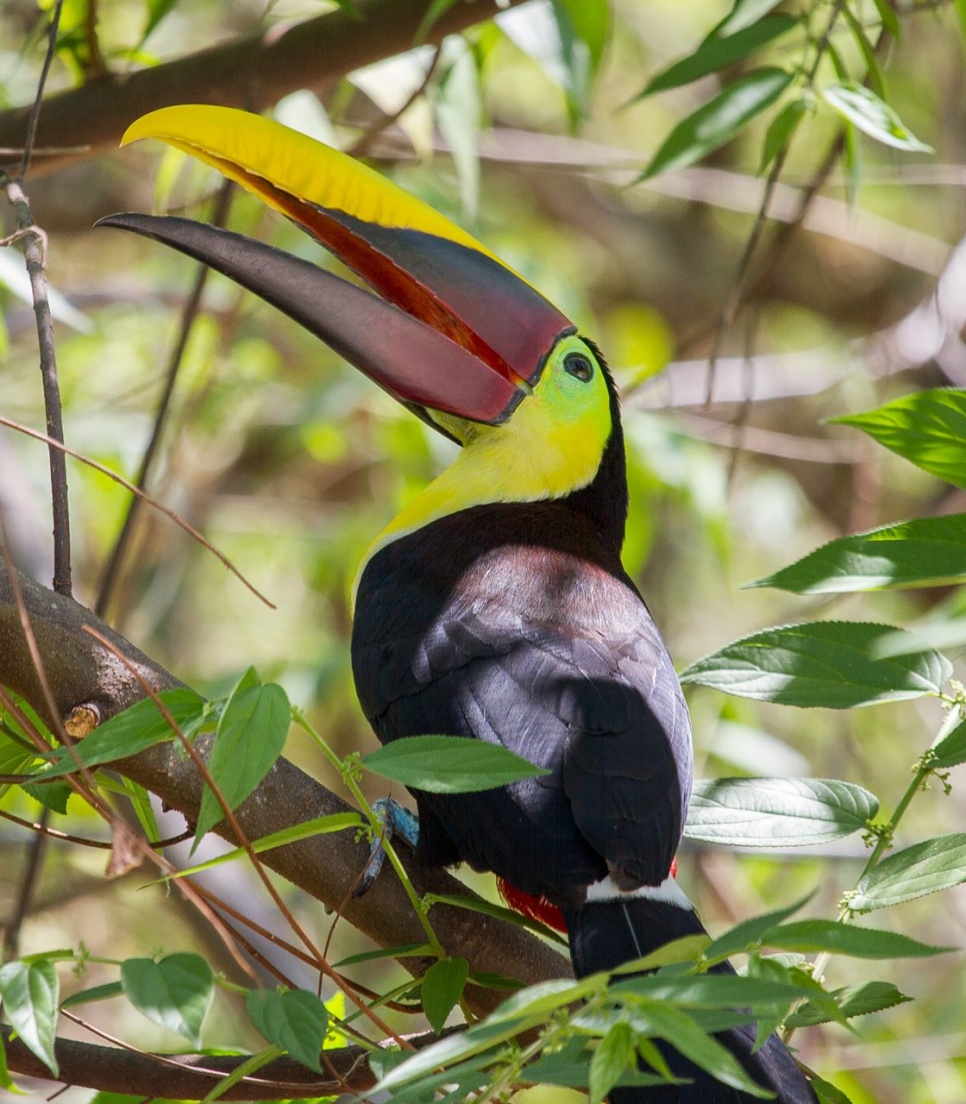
{"left": 354, "top": 798, "right": 420, "bottom": 897}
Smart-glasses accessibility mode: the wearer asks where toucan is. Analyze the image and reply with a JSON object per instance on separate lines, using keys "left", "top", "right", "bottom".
{"left": 100, "top": 104, "right": 817, "bottom": 1103}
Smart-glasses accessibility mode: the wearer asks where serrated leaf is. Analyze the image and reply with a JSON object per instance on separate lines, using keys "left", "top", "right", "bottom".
{"left": 761, "top": 919, "right": 950, "bottom": 958}
{"left": 195, "top": 676, "right": 290, "bottom": 840}
{"left": 614, "top": 973, "right": 811, "bottom": 1011}
{"left": 634, "top": 15, "right": 798, "bottom": 99}
{"left": 421, "top": 957, "right": 468, "bottom": 1034}
{"left": 640, "top": 67, "right": 793, "bottom": 180}
{"left": 246, "top": 988, "right": 328, "bottom": 1073}
{"left": 0, "top": 959, "right": 59, "bottom": 1076}
{"left": 362, "top": 735, "right": 550, "bottom": 793}
{"left": 524, "top": 1037, "right": 668, "bottom": 1089}
{"left": 849, "top": 834, "right": 966, "bottom": 912}
{"left": 681, "top": 621, "right": 951, "bottom": 708}
{"left": 832, "top": 389, "right": 966, "bottom": 488}
{"left": 704, "top": 895, "right": 814, "bottom": 963}
{"left": 750, "top": 514, "right": 966, "bottom": 594}
{"left": 931, "top": 720, "right": 966, "bottom": 769}
{"left": 37, "top": 689, "right": 206, "bottom": 779}
{"left": 785, "top": 981, "right": 911, "bottom": 1028}
{"left": 685, "top": 777, "right": 878, "bottom": 846}
{"left": 590, "top": 1021, "right": 636, "bottom": 1103}
{"left": 120, "top": 954, "right": 213, "bottom": 1046}
{"left": 822, "top": 81, "right": 932, "bottom": 152}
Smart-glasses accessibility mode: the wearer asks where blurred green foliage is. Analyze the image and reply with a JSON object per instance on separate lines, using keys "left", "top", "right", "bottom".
{"left": 2, "top": 0, "right": 966, "bottom": 1100}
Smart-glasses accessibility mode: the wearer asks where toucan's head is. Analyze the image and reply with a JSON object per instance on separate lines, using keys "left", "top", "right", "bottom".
{"left": 98, "top": 106, "right": 621, "bottom": 522}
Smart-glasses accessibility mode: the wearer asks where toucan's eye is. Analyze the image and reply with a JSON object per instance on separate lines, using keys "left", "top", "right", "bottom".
{"left": 564, "top": 352, "right": 593, "bottom": 383}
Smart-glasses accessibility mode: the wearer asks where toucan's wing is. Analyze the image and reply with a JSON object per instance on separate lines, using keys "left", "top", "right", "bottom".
{"left": 351, "top": 501, "right": 690, "bottom": 903}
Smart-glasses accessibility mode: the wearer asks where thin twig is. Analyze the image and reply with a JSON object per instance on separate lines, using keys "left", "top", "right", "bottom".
{"left": 0, "top": 415, "right": 276, "bottom": 609}
{"left": 18, "top": 0, "right": 64, "bottom": 183}
{"left": 2, "top": 807, "right": 49, "bottom": 960}
{"left": 347, "top": 45, "right": 442, "bottom": 158}
{"left": 96, "top": 179, "right": 235, "bottom": 619}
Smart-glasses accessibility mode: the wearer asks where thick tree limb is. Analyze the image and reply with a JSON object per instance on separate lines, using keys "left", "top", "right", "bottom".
{"left": 0, "top": 562, "right": 570, "bottom": 1093}
{"left": 0, "top": 0, "right": 524, "bottom": 179}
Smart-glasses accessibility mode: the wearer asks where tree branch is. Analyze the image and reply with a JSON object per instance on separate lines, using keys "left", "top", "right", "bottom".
{"left": 0, "top": 561, "right": 570, "bottom": 1014}
{"left": 0, "top": 0, "right": 525, "bottom": 180}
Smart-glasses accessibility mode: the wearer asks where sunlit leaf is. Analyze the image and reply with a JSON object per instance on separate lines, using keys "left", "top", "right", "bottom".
{"left": 831, "top": 389, "right": 966, "bottom": 489}
{"left": 120, "top": 954, "right": 213, "bottom": 1047}
{"left": 761, "top": 919, "right": 950, "bottom": 958}
{"left": 362, "top": 735, "right": 551, "bottom": 793}
{"left": 848, "top": 834, "right": 966, "bottom": 912}
{"left": 785, "top": 980, "right": 911, "bottom": 1028}
{"left": 681, "top": 622, "right": 951, "bottom": 707}
{"left": 37, "top": 689, "right": 207, "bottom": 779}
{"left": 246, "top": 988, "right": 327, "bottom": 1072}
{"left": 930, "top": 720, "right": 966, "bottom": 769}
{"left": 196, "top": 673, "right": 290, "bottom": 840}
{"left": 634, "top": 15, "right": 798, "bottom": 99}
{"left": 640, "top": 68, "right": 794, "bottom": 179}
{"left": 749, "top": 515, "right": 966, "bottom": 594}
{"left": 822, "top": 81, "right": 932, "bottom": 152}
{"left": 685, "top": 777, "right": 878, "bottom": 846}
{"left": 0, "top": 959, "right": 59, "bottom": 1076}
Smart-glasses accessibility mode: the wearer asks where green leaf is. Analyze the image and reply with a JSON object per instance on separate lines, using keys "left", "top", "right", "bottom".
{"left": 61, "top": 981, "right": 124, "bottom": 1009}
{"left": 761, "top": 919, "right": 950, "bottom": 958}
{"left": 361, "top": 735, "right": 551, "bottom": 793}
{"left": 832, "top": 389, "right": 966, "bottom": 489}
{"left": 335, "top": 942, "right": 434, "bottom": 967}
{"left": 488, "top": 976, "right": 608, "bottom": 1024}
{"left": 246, "top": 988, "right": 328, "bottom": 1073}
{"left": 551, "top": 0, "right": 610, "bottom": 122}
{"left": 614, "top": 973, "right": 811, "bottom": 1011}
{"left": 628, "top": 1003, "right": 771, "bottom": 1097}
{"left": 423, "top": 891, "right": 568, "bottom": 944}
{"left": 822, "top": 81, "right": 932, "bottom": 153}
{"left": 842, "top": 7, "right": 884, "bottom": 99}
{"left": 195, "top": 674, "right": 290, "bottom": 840}
{"left": 120, "top": 953, "right": 213, "bottom": 1047}
{"left": 171, "top": 812, "right": 363, "bottom": 879}
{"left": 715, "top": 0, "right": 787, "bottom": 37}
{"left": 434, "top": 42, "right": 481, "bottom": 219}
{"left": 749, "top": 515, "right": 966, "bottom": 594}
{"left": 20, "top": 779, "right": 71, "bottom": 814}
{"left": 684, "top": 777, "right": 878, "bottom": 846}
{"left": 524, "top": 1037, "right": 667, "bottom": 1089}
{"left": 640, "top": 67, "right": 794, "bottom": 180}
{"left": 812, "top": 1076, "right": 856, "bottom": 1104}
{"left": 421, "top": 957, "right": 469, "bottom": 1034}
{"left": 681, "top": 621, "right": 951, "bottom": 708}
{"left": 37, "top": 689, "right": 206, "bottom": 779}
{"left": 872, "top": 0, "right": 901, "bottom": 39}
{"left": 785, "top": 980, "right": 911, "bottom": 1028}
{"left": 634, "top": 15, "right": 798, "bottom": 99}
{"left": 931, "top": 720, "right": 966, "bottom": 769}
{"left": 704, "top": 895, "right": 812, "bottom": 963}
{"left": 849, "top": 834, "right": 966, "bottom": 912}
{"left": 590, "top": 1021, "right": 636, "bottom": 1103}
{"left": 759, "top": 97, "right": 806, "bottom": 173}
{"left": 0, "top": 959, "right": 59, "bottom": 1076}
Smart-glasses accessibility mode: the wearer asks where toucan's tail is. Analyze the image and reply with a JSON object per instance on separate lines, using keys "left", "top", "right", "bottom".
{"left": 563, "top": 895, "right": 818, "bottom": 1104}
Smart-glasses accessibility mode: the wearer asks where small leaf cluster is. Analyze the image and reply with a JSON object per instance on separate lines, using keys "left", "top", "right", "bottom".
{"left": 631, "top": 0, "right": 934, "bottom": 182}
